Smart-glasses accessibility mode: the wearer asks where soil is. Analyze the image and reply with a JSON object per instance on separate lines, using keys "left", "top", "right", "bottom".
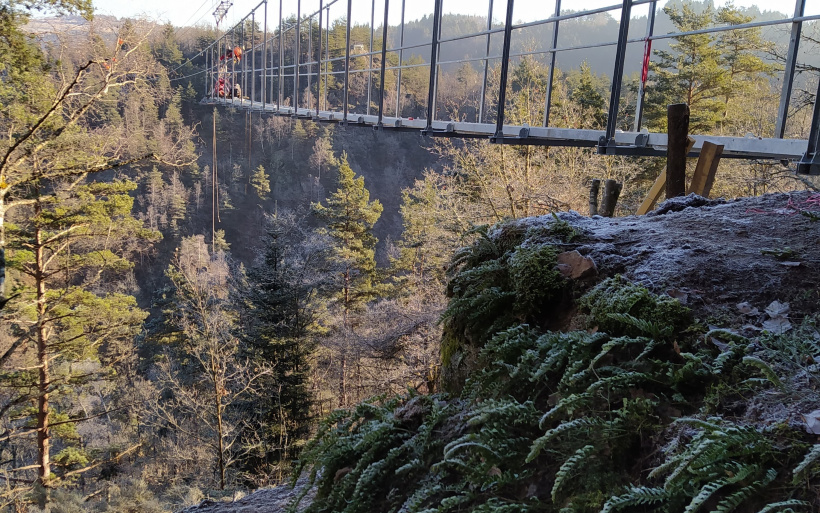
{"left": 177, "top": 191, "right": 820, "bottom": 513}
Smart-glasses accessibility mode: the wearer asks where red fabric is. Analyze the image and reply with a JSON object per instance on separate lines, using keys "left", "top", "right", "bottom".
{"left": 641, "top": 39, "right": 652, "bottom": 85}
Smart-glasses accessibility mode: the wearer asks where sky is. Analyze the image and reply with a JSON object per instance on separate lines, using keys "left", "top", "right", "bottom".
{"left": 89, "top": 0, "right": 816, "bottom": 30}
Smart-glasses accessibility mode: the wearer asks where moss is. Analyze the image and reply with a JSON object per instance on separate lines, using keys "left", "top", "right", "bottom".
{"left": 578, "top": 275, "right": 692, "bottom": 339}
{"left": 509, "top": 244, "right": 563, "bottom": 315}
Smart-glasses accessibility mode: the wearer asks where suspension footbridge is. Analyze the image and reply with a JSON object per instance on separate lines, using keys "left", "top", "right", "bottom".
{"left": 196, "top": 0, "right": 820, "bottom": 174}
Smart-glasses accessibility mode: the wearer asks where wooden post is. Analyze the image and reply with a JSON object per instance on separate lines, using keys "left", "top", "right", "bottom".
{"left": 688, "top": 141, "right": 724, "bottom": 197}
{"left": 636, "top": 137, "right": 695, "bottom": 215}
{"left": 589, "top": 179, "right": 601, "bottom": 216}
{"left": 666, "top": 103, "right": 690, "bottom": 199}
{"left": 600, "top": 179, "right": 623, "bottom": 217}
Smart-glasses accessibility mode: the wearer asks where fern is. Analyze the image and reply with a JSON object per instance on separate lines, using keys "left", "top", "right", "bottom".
{"left": 600, "top": 486, "right": 668, "bottom": 513}
{"left": 607, "top": 313, "right": 670, "bottom": 339}
{"left": 527, "top": 417, "right": 610, "bottom": 463}
{"left": 792, "top": 444, "right": 820, "bottom": 480}
{"left": 552, "top": 445, "right": 596, "bottom": 502}
{"left": 714, "top": 468, "right": 777, "bottom": 513}
{"left": 742, "top": 356, "right": 783, "bottom": 389}
{"left": 755, "top": 500, "right": 811, "bottom": 513}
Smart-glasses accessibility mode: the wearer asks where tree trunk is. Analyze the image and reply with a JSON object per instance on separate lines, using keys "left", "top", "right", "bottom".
{"left": 213, "top": 361, "right": 226, "bottom": 490}
{"left": 599, "top": 180, "right": 623, "bottom": 218}
{"left": 666, "top": 103, "right": 690, "bottom": 199}
{"left": 0, "top": 197, "right": 5, "bottom": 299}
{"left": 589, "top": 179, "right": 601, "bottom": 216}
{"left": 35, "top": 223, "right": 51, "bottom": 504}
{"left": 339, "top": 354, "right": 348, "bottom": 408}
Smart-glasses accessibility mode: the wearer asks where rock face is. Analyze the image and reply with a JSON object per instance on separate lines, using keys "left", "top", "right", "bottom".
{"left": 177, "top": 477, "right": 314, "bottom": 513}
{"left": 556, "top": 192, "right": 820, "bottom": 322}
{"left": 441, "top": 191, "right": 820, "bottom": 391}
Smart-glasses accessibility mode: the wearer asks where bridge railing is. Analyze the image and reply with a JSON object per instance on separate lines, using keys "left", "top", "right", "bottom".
{"left": 200, "top": 0, "right": 820, "bottom": 173}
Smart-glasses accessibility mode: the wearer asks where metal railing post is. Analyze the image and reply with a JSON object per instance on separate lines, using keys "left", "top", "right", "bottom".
{"left": 478, "top": 0, "right": 494, "bottom": 124}
{"left": 798, "top": 79, "right": 820, "bottom": 174}
{"left": 633, "top": 0, "right": 656, "bottom": 132}
{"left": 775, "top": 0, "right": 806, "bottom": 139}
{"left": 252, "top": 12, "right": 257, "bottom": 104}
{"left": 492, "top": 0, "right": 515, "bottom": 140}
{"left": 377, "top": 0, "right": 389, "bottom": 126}
{"left": 542, "top": 0, "right": 561, "bottom": 127}
{"left": 278, "top": 0, "right": 283, "bottom": 110}
{"left": 295, "top": 0, "right": 301, "bottom": 114}
{"left": 599, "top": 0, "right": 633, "bottom": 154}
{"left": 262, "top": 1, "right": 267, "bottom": 108}
{"left": 425, "top": 0, "right": 443, "bottom": 130}
{"left": 395, "top": 0, "right": 405, "bottom": 116}
{"left": 318, "top": 0, "right": 323, "bottom": 116}
{"left": 343, "top": 0, "right": 352, "bottom": 122}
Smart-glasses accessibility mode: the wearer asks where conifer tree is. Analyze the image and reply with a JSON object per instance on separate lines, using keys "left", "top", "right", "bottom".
{"left": 644, "top": 1, "right": 727, "bottom": 132}
{"left": 312, "top": 152, "right": 383, "bottom": 316}
{"left": 250, "top": 165, "right": 271, "bottom": 200}
{"left": 238, "top": 213, "right": 333, "bottom": 474}
{"left": 2, "top": 176, "right": 153, "bottom": 501}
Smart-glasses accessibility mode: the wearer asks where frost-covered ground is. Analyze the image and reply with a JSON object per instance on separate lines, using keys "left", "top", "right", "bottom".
{"left": 177, "top": 477, "right": 315, "bottom": 513}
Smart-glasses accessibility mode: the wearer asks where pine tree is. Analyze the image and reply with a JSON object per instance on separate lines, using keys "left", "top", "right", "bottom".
{"left": 238, "top": 213, "right": 331, "bottom": 474}
{"left": 644, "top": 1, "right": 727, "bottom": 132}
{"left": 569, "top": 62, "right": 608, "bottom": 129}
{"left": 714, "top": 4, "right": 777, "bottom": 132}
{"left": 312, "top": 152, "right": 383, "bottom": 316}
{"left": 250, "top": 164, "right": 271, "bottom": 200}
{"left": 3, "top": 177, "right": 153, "bottom": 500}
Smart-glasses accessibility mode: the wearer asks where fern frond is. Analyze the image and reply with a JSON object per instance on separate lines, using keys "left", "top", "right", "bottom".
{"left": 600, "top": 486, "right": 668, "bottom": 513}
{"left": 755, "top": 500, "right": 811, "bottom": 513}
{"left": 607, "top": 313, "right": 669, "bottom": 338}
{"left": 539, "top": 393, "right": 592, "bottom": 428}
{"left": 714, "top": 468, "right": 776, "bottom": 513}
{"left": 552, "top": 445, "right": 596, "bottom": 502}
{"left": 742, "top": 356, "right": 783, "bottom": 390}
{"left": 527, "top": 417, "right": 609, "bottom": 463}
{"left": 792, "top": 444, "right": 820, "bottom": 480}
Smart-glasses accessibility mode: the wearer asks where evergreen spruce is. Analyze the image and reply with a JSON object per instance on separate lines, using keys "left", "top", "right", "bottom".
{"left": 312, "top": 152, "right": 383, "bottom": 316}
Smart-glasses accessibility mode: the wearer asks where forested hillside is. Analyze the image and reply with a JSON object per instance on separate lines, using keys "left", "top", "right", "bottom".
{"left": 1, "top": 0, "right": 819, "bottom": 511}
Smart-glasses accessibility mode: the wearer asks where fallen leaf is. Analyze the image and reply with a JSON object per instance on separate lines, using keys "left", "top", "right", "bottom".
{"left": 710, "top": 337, "right": 730, "bottom": 351}
{"left": 762, "top": 317, "right": 792, "bottom": 334}
{"left": 666, "top": 289, "right": 689, "bottom": 303}
{"left": 737, "top": 302, "right": 759, "bottom": 316}
{"left": 802, "top": 410, "right": 820, "bottom": 435}
{"left": 765, "top": 301, "right": 790, "bottom": 318}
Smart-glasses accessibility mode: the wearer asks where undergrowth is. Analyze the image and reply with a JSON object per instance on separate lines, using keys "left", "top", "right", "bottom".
{"left": 290, "top": 228, "right": 820, "bottom": 513}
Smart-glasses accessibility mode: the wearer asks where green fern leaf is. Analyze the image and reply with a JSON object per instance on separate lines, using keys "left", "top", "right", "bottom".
{"left": 552, "top": 444, "right": 596, "bottom": 502}
{"left": 792, "top": 444, "right": 820, "bottom": 480}
{"left": 755, "top": 500, "right": 811, "bottom": 513}
{"left": 742, "top": 356, "right": 783, "bottom": 390}
{"left": 600, "top": 486, "right": 668, "bottom": 513}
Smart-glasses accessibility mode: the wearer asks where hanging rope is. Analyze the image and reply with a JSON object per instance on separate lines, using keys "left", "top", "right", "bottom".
{"left": 212, "top": 107, "right": 221, "bottom": 254}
